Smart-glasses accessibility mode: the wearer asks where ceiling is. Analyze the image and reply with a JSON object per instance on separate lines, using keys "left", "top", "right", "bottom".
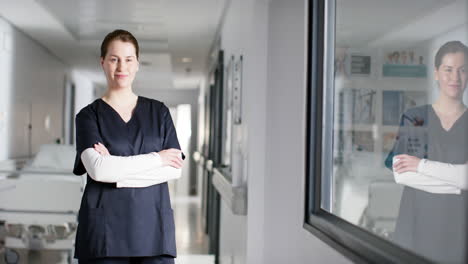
{"left": 335, "top": 0, "right": 466, "bottom": 48}
{"left": 0, "top": 0, "right": 227, "bottom": 89}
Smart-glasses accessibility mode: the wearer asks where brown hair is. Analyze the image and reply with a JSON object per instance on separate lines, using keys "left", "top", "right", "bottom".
{"left": 434, "top": 41, "right": 468, "bottom": 69}
{"left": 100, "top": 29, "right": 139, "bottom": 60}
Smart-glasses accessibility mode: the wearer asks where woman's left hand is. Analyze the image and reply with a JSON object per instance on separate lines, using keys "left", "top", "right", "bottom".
{"left": 393, "top": 154, "right": 421, "bottom": 173}
{"left": 94, "top": 142, "right": 110, "bottom": 156}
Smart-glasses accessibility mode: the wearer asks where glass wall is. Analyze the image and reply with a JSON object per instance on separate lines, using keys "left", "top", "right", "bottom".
{"left": 311, "top": 0, "right": 468, "bottom": 263}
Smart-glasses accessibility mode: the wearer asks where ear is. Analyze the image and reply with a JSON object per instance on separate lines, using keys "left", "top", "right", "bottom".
{"left": 136, "top": 60, "right": 140, "bottom": 72}
{"left": 434, "top": 67, "right": 439, "bottom": 81}
{"left": 100, "top": 57, "right": 105, "bottom": 68}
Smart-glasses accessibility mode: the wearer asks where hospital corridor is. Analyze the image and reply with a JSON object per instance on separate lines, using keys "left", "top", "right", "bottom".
{"left": 0, "top": 0, "right": 468, "bottom": 263}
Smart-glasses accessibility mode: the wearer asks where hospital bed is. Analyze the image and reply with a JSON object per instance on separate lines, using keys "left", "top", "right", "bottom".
{"left": 0, "top": 144, "right": 83, "bottom": 264}
{"left": 359, "top": 180, "right": 404, "bottom": 239}
{"left": 333, "top": 152, "right": 404, "bottom": 239}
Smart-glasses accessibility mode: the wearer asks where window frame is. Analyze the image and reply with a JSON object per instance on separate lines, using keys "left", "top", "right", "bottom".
{"left": 220, "top": 55, "right": 235, "bottom": 172}
{"left": 304, "top": 1, "right": 436, "bottom": 263}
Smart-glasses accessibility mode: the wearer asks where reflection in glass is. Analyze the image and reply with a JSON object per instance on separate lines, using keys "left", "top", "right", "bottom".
{"left": 327, "top": 1, "right": 468, "bottom": 262}
{"left": 386, "top": 42, "right": 468, "bottom": 263}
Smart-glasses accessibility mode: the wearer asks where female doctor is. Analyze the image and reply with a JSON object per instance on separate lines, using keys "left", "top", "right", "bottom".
{"left": 73, "top": 29, "right": 184, "bottom": 264}
{"left": 386, "top": 40, "right": 468, "bottom": 263}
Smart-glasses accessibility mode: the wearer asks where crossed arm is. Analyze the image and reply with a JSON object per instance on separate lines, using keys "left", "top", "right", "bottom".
{"left": 74, "top": 103, "right": 184, "bottom": 188}
{"left": 81, "top": 144, "right": 183, "bottom": 188}
{"left": 392, "top": 154, "right": 468, "bottom": 194}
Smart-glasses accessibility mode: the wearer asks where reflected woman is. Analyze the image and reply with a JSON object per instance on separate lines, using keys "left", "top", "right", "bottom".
{"left": 386, "top": 41, "right": 468, "bottom": 263}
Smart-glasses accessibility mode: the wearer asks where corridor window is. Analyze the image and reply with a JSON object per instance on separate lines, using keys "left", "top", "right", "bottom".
{"left": 306, "top": 0, "right": 468, "bottom": 263}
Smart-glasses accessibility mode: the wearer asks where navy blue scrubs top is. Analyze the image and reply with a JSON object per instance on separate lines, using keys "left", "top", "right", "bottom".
{"left": 72, "top": 96, "right": 181, "bottom": 260}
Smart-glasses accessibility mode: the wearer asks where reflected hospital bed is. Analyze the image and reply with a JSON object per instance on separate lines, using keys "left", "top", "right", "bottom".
{"left": 0, "top": 144, "right": 84, "bottom": 264}
{"left": 334, "top": 153, "right": 405, "bottom": 240}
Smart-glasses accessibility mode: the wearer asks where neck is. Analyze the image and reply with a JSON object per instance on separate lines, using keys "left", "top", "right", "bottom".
{"left": 433, "top": 94, "right": 466, "bottom": 115}
{"left": 102, "top": 87, "right": 137, "bottom": 105}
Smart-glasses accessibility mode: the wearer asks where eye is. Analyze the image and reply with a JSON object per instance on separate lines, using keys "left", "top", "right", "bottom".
{"left": 126, "top": 59, "right": 132, "bottom": 62}
{"left": 110, "top": 58, "right": 118, "bottom": 62}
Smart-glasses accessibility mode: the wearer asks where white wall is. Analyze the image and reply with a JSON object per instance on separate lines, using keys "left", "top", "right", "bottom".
{"left": 0, "top": 16, "right": 66, "bottom": 159}
{"left": 0, "top": 16, "right": 96, "bottom": 159}
{"left": 262, "top": 0, "right": 351, "bottom": 263}
{"left": 0, "top": 18, "right": 14, "bottom": 160}
{"left": 217, "top": 0, "right": 270, "bottom": 263}
{"left": 241, "top": 1, "right": 269, "bottom": 263}
{"left": 216, "top": 0, "right": 352, "bottom": 263}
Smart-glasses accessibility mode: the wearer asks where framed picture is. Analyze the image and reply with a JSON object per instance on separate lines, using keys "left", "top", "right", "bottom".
{"left": 222, "top": 55, "right": 235, "bottom": 168}
{"left": 338, "top": 88, "right": 377, "bottom": 125}
{"left": 350, "top": 54, "right": 371, "bottom": 76}
{"left": 233, "top": 56, "right": 243, "bottom": 124}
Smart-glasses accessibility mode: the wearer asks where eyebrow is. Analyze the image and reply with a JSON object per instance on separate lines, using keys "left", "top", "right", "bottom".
{"left": 109, "top": 54, "right": 136, "bottom": 58}
{"left": 442, "top": 65, "right": 465, "bottom": 68}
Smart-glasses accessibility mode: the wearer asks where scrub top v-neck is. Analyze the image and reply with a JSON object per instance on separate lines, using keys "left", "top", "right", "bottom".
{"left": 72, "top": 96, "right": 180, "bottom": 260}
{"left": 100, "top": 96, "right": 140, "bottom": 125}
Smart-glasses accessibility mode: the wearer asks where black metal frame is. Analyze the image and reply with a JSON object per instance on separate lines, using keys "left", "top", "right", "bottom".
{"left": 202, "top": 50, "right": 224, "bottom": 264}
{"left": 304, "top": 1, "right": 435, "bottom": 263}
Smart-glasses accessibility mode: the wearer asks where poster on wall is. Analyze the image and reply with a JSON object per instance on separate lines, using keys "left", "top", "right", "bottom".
{"left": 382, "top": 91, "right": 427, "bottom": 125}
{"left": 338, "top": 88, "right": 377, "bottom": 125}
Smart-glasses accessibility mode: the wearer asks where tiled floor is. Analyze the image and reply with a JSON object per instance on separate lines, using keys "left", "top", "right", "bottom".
{"left": 175, "top": 255, "right": 214, "bottom": 264}
{"left": 171, "top": 189, "right": 214, "bottom": 264}
{"left": 169, "top": 181, "right": 213, "bottom": 264}
{"left": 172, "top": 196, "right": 210, "bottom": 255}
{"left": 0, "top": 189, "right": 213, "bottom": 264}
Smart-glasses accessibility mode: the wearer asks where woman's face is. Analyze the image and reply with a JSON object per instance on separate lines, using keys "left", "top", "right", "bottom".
{"left": 100, "top": 40, "right": 139, "bottom": 90}
{"left": 435, "top": 52, "right": 467, "bottom": 100}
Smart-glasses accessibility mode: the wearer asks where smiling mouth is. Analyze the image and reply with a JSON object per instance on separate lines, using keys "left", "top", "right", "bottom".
{"left": 115, "top": 74, "right": 128, "bottom": 78}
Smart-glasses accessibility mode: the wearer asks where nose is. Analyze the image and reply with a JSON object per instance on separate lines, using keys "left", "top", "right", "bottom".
{"left": 451, "top": 70, "right": 461, "bottom": 83}
{"left": 116, "top": 60, "right": 126, "bottom": 71}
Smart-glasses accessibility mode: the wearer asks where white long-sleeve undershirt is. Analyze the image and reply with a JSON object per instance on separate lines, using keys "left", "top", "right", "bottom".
{"left": 417, "top": 159, "right": 468, "bottom": 190}
{"left": 391, "top": 156, "right": 468, "bottom": 194}
{"left": 116, "top": 165, "right": 181, "bottom": 188}
{"left": 393, "top": 170, "right": 461, "bottom": 194}
{"left": 80, "top": 148, "right": 181, "bottom": 188}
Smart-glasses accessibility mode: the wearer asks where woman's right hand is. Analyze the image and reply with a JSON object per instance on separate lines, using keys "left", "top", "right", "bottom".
{"left": 157, "top": 148, "right": 183, "bottom": 169}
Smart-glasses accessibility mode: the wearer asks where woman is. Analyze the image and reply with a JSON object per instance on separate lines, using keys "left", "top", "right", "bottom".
{"left": 73, "top": 29, "right": 184, "bottom": 264}
{"left": 386, "top": 40, "right": 468, "bottom": 263}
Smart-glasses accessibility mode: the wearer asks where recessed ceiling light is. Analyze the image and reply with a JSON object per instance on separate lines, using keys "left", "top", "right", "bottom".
{"left": 182, "top": 57, "right": 192, "bottom": 63}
